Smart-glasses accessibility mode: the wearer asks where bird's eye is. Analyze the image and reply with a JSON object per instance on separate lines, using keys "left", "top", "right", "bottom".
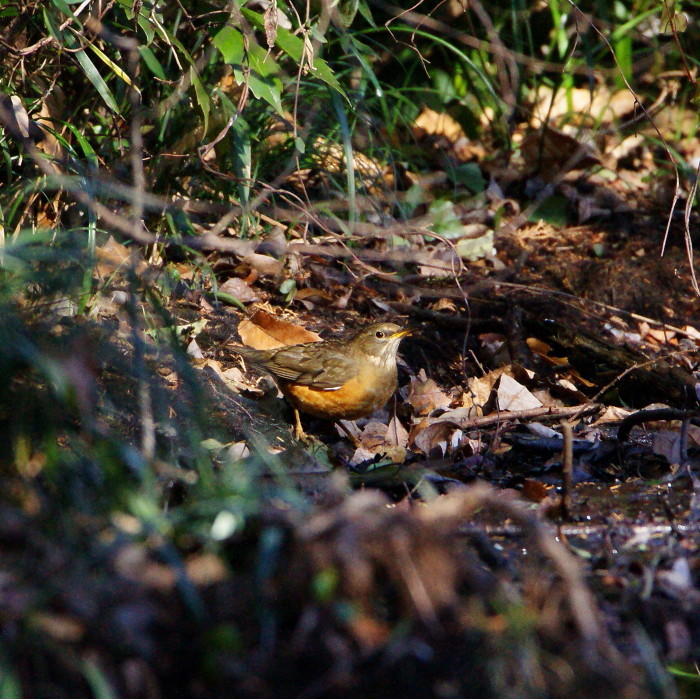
{"left": 375, "top": 330, "right": 385, "bottom": 339}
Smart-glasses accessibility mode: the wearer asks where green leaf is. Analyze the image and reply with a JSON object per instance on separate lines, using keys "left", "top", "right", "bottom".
{"left": 432, "top": 69, "right": 459, "bottom": 103}
{"left": 115, "top": 0, "right": 158, "bottom": 41}
{"left": 213, "top": 25, "right": 283, "bottom": 115}
{"left": 212, "top": 25, "right": 244, "bottom": 64}
{"left": 86, "top": 39, "right": 139, "bottom": 92}
{"left": 332, "top": 90, "right": 355, "bottom": 220}
{"left": 668, "top": 663, "right": 700, "bottom": 680}
{"left": 660, "top": 6, "right": 688, "bottom": 34}
{"left": 213, "top": 291, "right": 247, "bottom": 310}
{"left": 190, "top": 66, "right": 210, "bottom": 132}
{"left": 426, "top": 200, "right": 464, "bottom": 239}
{"left": 447, "top": 163, "right": 485, "bottom": 193}
{"left": 74, "top": 48, "right": 120, "bottom": 113}
{"left": 241, "top": 9, "right": 346, "bottom": 97}
{"left": 138, "top": 45, "right": 166, "bottom": 79}
{"left": 49, "top": 0, "right": 76, "bottom": 18}
{"left": 339, "top": 34, "right": 383, "bottom": 101}
{"left": 337, "top": 0, "right": 359, "bottom": 28}
{"left": 201, "top": 438, "right": 226, "bottom": 452}
{"left": 529, "top": 195, "right": 570, "bottom": 226}
{"left": 313, "top": 568, "right": 339, "bottom": 602}
{"left": 357, "top": 1, "right": 376, "bottom": 26}
{"left": 42, "top": 7, "right": 64, "bottom": 43}
{"left": 0, "top": 6, "right": 20, "bottom": 19}
{"left": 62, "top": 122, "right": 98, "bottom": 169}
{"left": 279, "top": 278, "right": 296, "bottom": 302}
{"left": 455, "top": 230, "right": 494, "bottom": 261}
{"left": 247, "top": 43, "right": 284, "bottom": 112}
{"left": 45, "top": 10, "right": 121, "bottom": 113}
{"left": 231, "top": 117, "right": 252, "bottom": 205}
{"left": 614, "top": 33, "right": 632, "bottom": 85}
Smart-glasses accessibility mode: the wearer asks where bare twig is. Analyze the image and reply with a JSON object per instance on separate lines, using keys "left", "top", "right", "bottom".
{"left": 561, "top": 422, "right": 574, "bottom": 519}
{"left": 616, "top": 408, "right": 700, "bottom": 444}
{"left": 457, "top": 403, "right": 602, "bottom": 430}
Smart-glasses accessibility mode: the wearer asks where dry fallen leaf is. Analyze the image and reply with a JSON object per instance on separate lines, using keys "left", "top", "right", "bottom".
{"left": 521, "top": 125, "right": 600, "bottom": 177}
{"left": 385, "top": 416, "right": 409, "bottom": 448}
{"left": 653, "top": 426, "right": 700, "bottom": 465}
{"left": 226, "top": 441, "right": 250, "bottom": 461}
{"left": 411, "top": 106, "right": 475, "bottom": 161}
{"left": 359, "top": 420, "right": 389, "bottom": 450}
{"left": 187, "top": 339, "right": 204, "bottom": 359}
{"left": 95, "top": 235, "right": 147, "bottom": 280}
{"left": 294, "top": 287, "right": 335, "bottom": 308}
{"left": 462, "top": 370, "right": 504, "bottom": 410}
{"left": 413, "top": 107, "right": 468, "bottom": 143}
{"left": 493, "top": 374, "right": 542, "bottom": 412}
{"left": 551, "top": 379, "right": 588, "bottom": 403}
{"left": 641, "top": 325, "right": 677, "bottom": 345}
{"left": 0, "top": 94, "right": 45, "bottom": 141}
{"left": 336, "top": 420, "right": 362, "bottom": 441}
{"left": 429, "top": 298, "right": 458, "bottom": 313}
{"left": 405, "top": 374, "right": 451, "bottom": 416}
{"left": 218, "top": 277, "right": 259, "bottom": 304}
{"left": 237, "top": 309, "right": 322, "bottom": 349}
{"left": 591, "top": 405, "right": 633, "bottom": 426}
{"left": 681, "top": 325, "right": 700, "bottom": 341}
{"left": 33, "top": 82, "right": 65, "bottom": 161}
{"left": 531, "top": 85, "right": 636, "bottom": 127}
{"left": 526, "top": 337, "right": 596, "bottom": 388}
{"left": 522, "top": 479, "right": 551, "bottom": 503}
{"left": 242, "top": 251, "right": 284, "bottom": 277}
{"left": 411, "top": 420, "right": 463, "bottom": 457}
{"left": 436, "top": 406, "right": 481, "bottom": 423}
{"left": 310, "top": 136, "right": 388, "bottom": 191}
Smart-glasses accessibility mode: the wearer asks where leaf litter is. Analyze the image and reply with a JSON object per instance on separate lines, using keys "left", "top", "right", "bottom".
{"left": 168, "top": 69, "right": 700, "bottom": 693}
{"left": 67, "top": 148, "right": 700, "bottom": 691}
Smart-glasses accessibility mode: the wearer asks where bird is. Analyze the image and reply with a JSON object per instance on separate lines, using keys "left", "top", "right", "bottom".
{"left": 232, "top": 322, "right": 413, "bottom": 440}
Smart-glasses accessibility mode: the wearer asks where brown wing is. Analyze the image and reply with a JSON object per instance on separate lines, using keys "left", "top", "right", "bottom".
{"left": 261, "top": 340, "right": 357, "bottom": 389}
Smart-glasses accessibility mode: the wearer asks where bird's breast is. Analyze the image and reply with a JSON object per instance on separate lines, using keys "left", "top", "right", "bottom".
{"left": 281, "top": 363, "right": 398, "bottom": 420}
